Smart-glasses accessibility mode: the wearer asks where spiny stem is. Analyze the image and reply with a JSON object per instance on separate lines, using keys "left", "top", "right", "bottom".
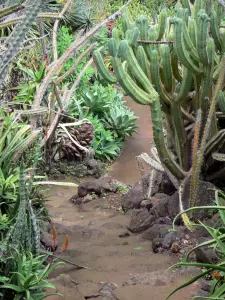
{"left": 190, "top": 109, "right": 202, "bottom": 208}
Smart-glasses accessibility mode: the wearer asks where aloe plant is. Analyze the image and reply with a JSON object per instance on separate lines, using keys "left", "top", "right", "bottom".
{"left": 0, "top": 248, "right": 64, "bottom": 300}
{"left": 168, "top": 190, "right": 225, "bottom": 299}
{"left": 93, "top": 0, "right": 225, "bottom": 208}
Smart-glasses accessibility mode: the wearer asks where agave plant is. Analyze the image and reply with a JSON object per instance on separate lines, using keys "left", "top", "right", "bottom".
{"left": 103, "top": 106, "right": 138, "bottom": 139}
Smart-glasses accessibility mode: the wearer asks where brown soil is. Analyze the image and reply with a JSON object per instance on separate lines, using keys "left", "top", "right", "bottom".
{"left": 46, "top": 186, "right": 198, "bottom": 300}
{"left": 46, "top": 98, "right": 198, "bottom": 299}
{"left": 108, "top": 96, "right": 152, "bottom": 184}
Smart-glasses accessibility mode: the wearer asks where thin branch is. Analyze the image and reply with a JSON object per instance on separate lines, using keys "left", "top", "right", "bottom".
{"left": 63, "top": 58, "right": 93, "bottom": 107}
{"left": 53, "top": 83, "right": 63, "bottom": 109}
{"left": 216, "top": 0, "right": 225, "bottom": 8}
{"left": 52, "top": 0, "right": 73, "bottom": 61}
{"left": 33, "top": 0, "right": 133, "bottom": 109}
{"left": 55, "top": 43, "right": 97, "bottom": 84}
{"left": 38, "top": 19, "right": 49, "bottom": 63}
{"left": 41, "top": 109, "right": 62, "bottom": 147}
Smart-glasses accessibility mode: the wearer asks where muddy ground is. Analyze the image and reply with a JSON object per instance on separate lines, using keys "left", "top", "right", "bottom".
{"left": 46, "top": 99, "right": 199, "bottom": 299}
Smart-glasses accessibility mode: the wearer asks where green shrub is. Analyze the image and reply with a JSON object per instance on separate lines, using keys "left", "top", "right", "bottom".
{"left": 168, "top": 190, "right": 225, "bottom": 299}
{"left": 0, "top": 248, "right": 63, "bottom": 300}
{"left": 86, "top": 114, "right": 123, "bottom": 161}
{"left": 103, "top": 106, "right": 138, "bottom": 139}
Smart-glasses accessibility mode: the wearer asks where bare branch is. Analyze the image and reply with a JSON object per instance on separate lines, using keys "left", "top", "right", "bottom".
{"left": 216, "top": 0, "right": 225, "bottom": 8}
{"left": 52, "top": 0, "right": 73, "bottom": 61}
{"left": 33, "top": 0, "right": 133, "bottom": 109}
{"left": 55, "top": 43, "right": 97, "bottom": 84}
{"left": 63, "top": 58, "right": 93, "bottom": 107}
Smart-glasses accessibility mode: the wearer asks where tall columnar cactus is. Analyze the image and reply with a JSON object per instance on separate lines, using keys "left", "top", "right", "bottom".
{"left": 93, "top": 0, "right": 225, "bottom": 208}
{"left": 0, "top": 0, "right": 43, "bottom": 89}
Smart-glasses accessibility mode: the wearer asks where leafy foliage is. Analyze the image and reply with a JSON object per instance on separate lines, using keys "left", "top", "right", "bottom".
{"left": 86, "top": 114, "right": 123, "bottom": 161}
{"left": 13, "top": 61, "right": 46, "bottom": 105}
{"left": 0, "top": 248, "right": 63, "bottom": 300}
{"left": 168, "top": 190, "right": 225, "bottom": 299}
{"left": 103, "top": 106, "right": 138, "bottom": 139}
{"left": 68, "top": 82, "right": 138, "bottom": 160}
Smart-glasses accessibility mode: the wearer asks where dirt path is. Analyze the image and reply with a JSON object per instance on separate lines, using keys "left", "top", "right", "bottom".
{"left": 46, "top": 98, "right": 198, "bottom": 299}
{"left": 46, "top": 186, "right": 197, "bottom": 300}
{"left": 108, "top": 96, "right": 152, "bottom": 184}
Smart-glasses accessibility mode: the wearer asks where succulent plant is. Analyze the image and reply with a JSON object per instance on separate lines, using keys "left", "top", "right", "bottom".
{"left": 93, "top": 0, "right": 225, "bottom": 208}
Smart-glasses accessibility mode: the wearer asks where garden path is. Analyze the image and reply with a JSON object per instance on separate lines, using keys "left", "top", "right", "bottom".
{"left": 46, "top": 98, "right": 198, "bottom": 299}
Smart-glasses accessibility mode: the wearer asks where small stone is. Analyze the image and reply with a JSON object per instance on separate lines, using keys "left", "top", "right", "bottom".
{"left": 152, "top": 238, "right": 163, "bottom": 253}
{"left": 83, "top": 194, "right": 93, "bottom": 203}
{"left": 128, "top": 209, "right": 156, "bottom": 233}
{"left": 195, "top": 238, "right": 218, "bottom": 264}
{"left": 185, "top": 234, "right": 190, "bottom": 240}
{"left": 122, "top": 241, "right": 129, "bottom": 245}
{"left": 199, "top": 279, "right": 211, "bottom": 292}
{"left": 156, "top": 217, "right": 172, "bottom": 225}
{"left": 162, "top": 231, "right": 179, "bottom": 250}
{"left": 193, "top": 288, "right": 210, "bottom": 299}
{"left": 171, "top": 242, "right": 180, "bottom": 253}
{"left": 140, "top": 199, "right": 153, "bottom": 211}
{"left": 40, "top": 232, "right": 58, "bottom": 251}
{"left": 142, "top": 224, "right": 171, "bottom": 241}
{"left": 119, "top": 231, "right": 130, "bottom": 238}
{"left": 122, "top": 182, "right": 144, "bottom": 210}
{"left": 86, "top": 159, "right": 98, "bottom": 170}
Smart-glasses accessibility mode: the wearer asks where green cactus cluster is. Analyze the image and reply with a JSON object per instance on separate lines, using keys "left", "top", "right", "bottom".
{"left": 1, "top": 147, "right": 41, "bottom": 254}
{"left": 0, "top": 0, "right": 43, "bottom": 89}
{"left": 93, "top": 0, "right": 225, "bottom": 207}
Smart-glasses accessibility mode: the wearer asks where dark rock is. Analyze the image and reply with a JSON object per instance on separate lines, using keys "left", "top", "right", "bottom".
{"left": 86, "top": 158, "right": 98, "bottom": 170}
{"left": 70, "top": 196, "right": 83, "bottom": 205}
{"left": 195, "top": 238, "right": 219, "bottom": 264}
{"left": 128, "top": 209, "right": 156, "bottom": 233}
{"left": 162, "top": 227, "right": 186, "bottom": 249}
{"left": 179, "top": 266, "right": 201, "bottom": 277}
{"left": 171, "top": 242, "right": 180, "bottom": 253}
{"left": 152, "top": 238, "right": 163, "bottom": 253}
{"left": 159, "top": 173, "right": 176, "bottom": 195}
{"left": 42, "top": 221, "right": 52, "bottom": 233}
{"left": 100, "top": 282, "right": 118, "bottom": 299}
{"left": 140, "top": 199, "right": 153, "bottom": 211}
{"left": 78, "top": 282, "right": 101, "bottom": 298}
{"left": 102, "top": 222, "right": 123, "bottom": 230}
{"left": 140, "top": 172, "right": 163, "bottom": 197}
{"left": 192, "top": 221, "right": 211, "bottom": 238}
{"left": 83, "top": 194, "right": 95, "bottom": 203}
{"left": 142, "top": 224, "right": 171, "bottom": 241}
{"left": 122, "top": 182, "right": 144, "bottom": 210}
{"left": 150, "top": 196, "right": 169, "bottom": 218}
{"left": 193, "top": 288, "right": 210, "bottom": 299}
{"left": 162, "top": 231, "right": 180, "bottom": 250}
{"left": 199, "top": 279, "right": 211, "bottom": 293}
{"left": 78, "top": 181, "right": 102, "bottom": 198}
{"left": 151, "top": 180, "right": 216, "bottom": 221}
{"left": 119, "top": 231, "right": 130, "bottom": 238}
{"left": 82, "top": 228, "right": 105, "bottom": 238}
{"left": 211, "top": 213, "right": 224, "bottom": 228}
{"left": 74, "top": 176, "right": 117, "bottom": 200}
{"left": 122, "top": 271, "right": 172, "bottom": 286}
{"left": 155, "top": 217, "right": 172, "bottom": 225}
{"left": 97, "top": 176, "right": 118, "bottom": 193}
{"left": 40, "top": 232, "right": 58, "bottom": 251}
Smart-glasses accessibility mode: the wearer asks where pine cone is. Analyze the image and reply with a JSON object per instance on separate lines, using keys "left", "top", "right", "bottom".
{"left": 71, "top": 123, "right": 94, "bottom": 146}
